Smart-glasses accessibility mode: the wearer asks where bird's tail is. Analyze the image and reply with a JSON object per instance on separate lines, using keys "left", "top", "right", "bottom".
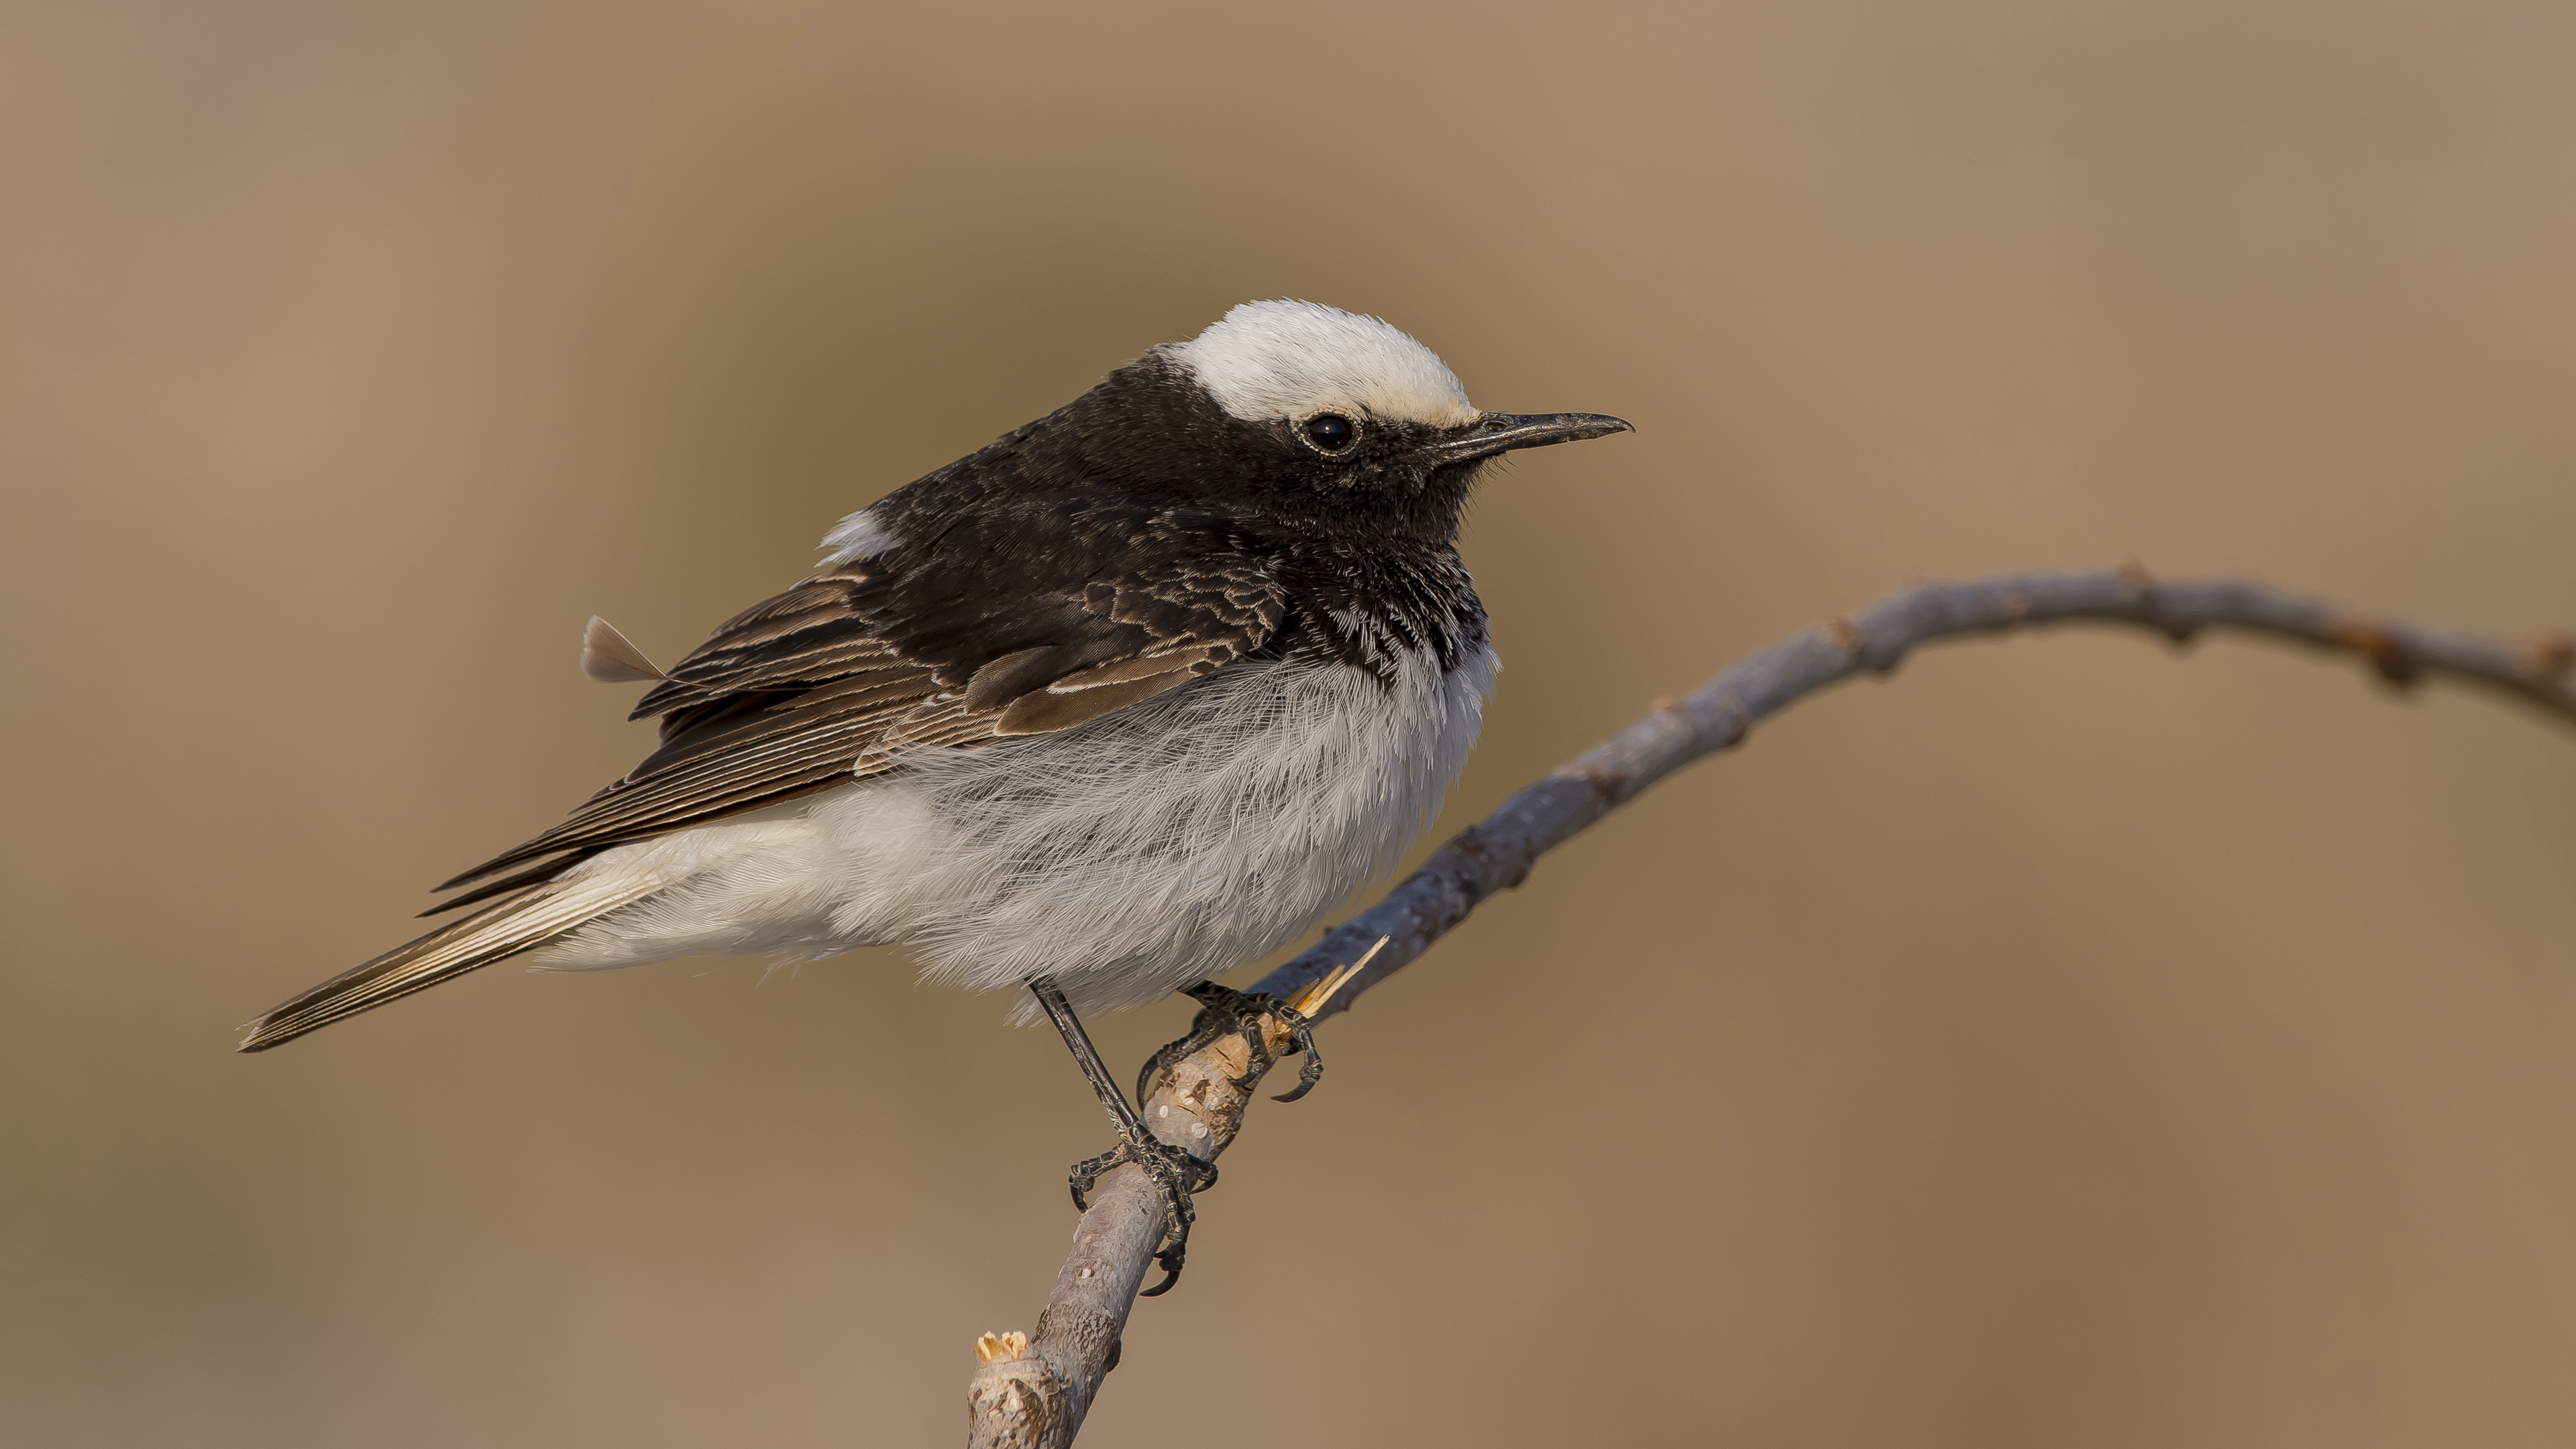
{"left": 238, "top": 872, "right": 657, "bottom": 1052}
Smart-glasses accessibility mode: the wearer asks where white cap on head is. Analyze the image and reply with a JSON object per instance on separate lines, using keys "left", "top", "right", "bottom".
{"left": 1168, "top": 300, "right": 1479, "bottom": 429}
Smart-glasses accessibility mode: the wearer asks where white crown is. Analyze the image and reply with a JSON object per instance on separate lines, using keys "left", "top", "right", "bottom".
{"left": 1169, "top": 300, "right": 1478, "bottom": 428}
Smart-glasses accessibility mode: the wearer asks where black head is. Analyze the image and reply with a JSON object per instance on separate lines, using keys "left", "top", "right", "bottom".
{"left": 830, "top": 301, "right": 1630, "bottom": 565}
{"left": 1142, "top": 299, "right": 1631, "bottom": 540}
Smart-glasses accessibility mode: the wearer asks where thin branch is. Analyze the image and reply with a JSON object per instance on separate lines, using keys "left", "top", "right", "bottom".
{"left": 965, "top": 567, "right": 2576, "bottom": 1447}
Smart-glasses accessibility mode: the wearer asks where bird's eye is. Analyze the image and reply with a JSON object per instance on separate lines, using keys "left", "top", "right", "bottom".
{"left": 1301, "top": 414, "right": 1356, "bottom": 452}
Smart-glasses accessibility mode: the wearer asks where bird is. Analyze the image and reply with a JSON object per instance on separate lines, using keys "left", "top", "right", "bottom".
{"left": 240, "top": 298, "right": 1631, "bottom": 1287}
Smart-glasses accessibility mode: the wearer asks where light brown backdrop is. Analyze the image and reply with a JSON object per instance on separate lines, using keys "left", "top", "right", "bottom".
{"left": 4, "top": 2, "right": 2573, "bottom": 1444}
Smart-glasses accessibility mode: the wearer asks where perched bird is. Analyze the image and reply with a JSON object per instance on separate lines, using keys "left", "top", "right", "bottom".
{"left": 241, "top": 299, "right": 1629, "bottom": 1285}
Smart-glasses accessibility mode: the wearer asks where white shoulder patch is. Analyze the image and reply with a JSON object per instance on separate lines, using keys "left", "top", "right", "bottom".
{"left": 820, "top": 504, "right": 896, "bottom": 565}
{"left": 1169, "top": 300, "right": 1477, "bottom": 428}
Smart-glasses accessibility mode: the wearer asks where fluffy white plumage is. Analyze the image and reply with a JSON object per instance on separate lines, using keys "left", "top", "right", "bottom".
{"left": 1171, "top": 300, "right": 1479, "bottom": 428}
{"left": 534, "top": 643, "right": 1495, "bottom": 1016}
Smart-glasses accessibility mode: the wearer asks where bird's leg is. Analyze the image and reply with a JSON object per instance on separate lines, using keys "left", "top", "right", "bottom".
{"left": 1026, "top": 975, "right": 1214, "bottom": 1297}
{"left": 1134, "top": 979, "right": 1325, "bottom": 1107}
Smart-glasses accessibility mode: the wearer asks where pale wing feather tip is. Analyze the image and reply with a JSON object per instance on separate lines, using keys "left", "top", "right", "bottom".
{"left": 581, "top": 615, "right": 669, "bottom": 683}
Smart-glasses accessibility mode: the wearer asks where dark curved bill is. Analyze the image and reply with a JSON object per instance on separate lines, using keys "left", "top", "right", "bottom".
{"left": 1419, "top": 411, "right": 1635, "bottom": 464}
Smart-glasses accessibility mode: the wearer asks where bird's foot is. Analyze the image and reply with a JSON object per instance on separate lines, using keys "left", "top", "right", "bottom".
{"left": 1069, "top": 1124, "right": 1216, "bottom": 1297}
{"left": 1134, "top": 979, "right": 1324, "bottom": 1107}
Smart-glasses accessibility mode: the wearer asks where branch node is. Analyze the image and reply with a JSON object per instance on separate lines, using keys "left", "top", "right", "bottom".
{"left": 1831, "top": 612, "right": 1905, "bottom": 676}
{"left": 1825, "top": 614, "right": 1866, "bottom": 658}
{"left": 2339, "top": 619, "right": 2423, "bottom": 689}
{"left": 2000, "top": 589, "right": 2031, "bottom": 623}
{"left": 1703, "top": 690, "right": 1754, "bottom": 749}
{"left": 2111, "top": 560, "right": 2197, "bottom": 645}
{"left": 1647, "top": 693, "right": 1708, "bottom": 751}
{"left": 967, "top": 1331, "right": 1071, "bottom": 1449}
{"left": 2527, "top": 631, "right": 2576, "bottom": 679}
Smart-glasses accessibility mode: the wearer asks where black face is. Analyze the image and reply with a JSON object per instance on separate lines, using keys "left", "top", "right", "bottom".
{"left": 1254, "top": 406, "right": 1491, "bottom": 537}
{"left": 858, "top": 352, "right": 1630, "bottom": 581}
{"left": 1236, "top": 391, "right": 1635, "bottom": 541}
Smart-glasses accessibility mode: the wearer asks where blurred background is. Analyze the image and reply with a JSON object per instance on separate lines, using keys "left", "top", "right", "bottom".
{"left": 5, "top": 1, "right": 2574, "bottom": 1444}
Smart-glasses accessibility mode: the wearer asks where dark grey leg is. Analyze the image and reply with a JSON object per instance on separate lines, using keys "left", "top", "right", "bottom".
{"left": 1026, "top": 975, "right": 1216, "bottom": 1297}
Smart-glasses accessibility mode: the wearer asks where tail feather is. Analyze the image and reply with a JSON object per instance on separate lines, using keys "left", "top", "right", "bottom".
{"left": 239, "top": 874, "right": 657, "bottom": 1052}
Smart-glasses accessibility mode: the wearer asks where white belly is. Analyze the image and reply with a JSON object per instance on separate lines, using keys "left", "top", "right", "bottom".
{"left": 536, "top": 645, "right": 1495, "bottom": 1016}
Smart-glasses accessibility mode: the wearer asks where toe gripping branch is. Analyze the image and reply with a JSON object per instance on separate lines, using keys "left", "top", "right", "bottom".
{"left": 1135, "top": 980, "right": 1326, "bottom": 1110}
{"left": 1067, "top": 1134, "right": 1212, "bottom": 1299}
{"left": 1028, "top": 977, "right": 1222, "bottom": 1298}
{"left": 1031, "top": 954, "right": 1366, "bottom": 1299}
{"left": 1108, "top": 982, "right": 1324, "bottom": 1296}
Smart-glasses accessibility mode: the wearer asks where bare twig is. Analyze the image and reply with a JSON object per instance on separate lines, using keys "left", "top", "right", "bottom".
{"left": 967, "top": 977, "right": 1348, "bottom": 1449}
{"left": 966, "top": 568, "right": 2576, "bottom": 1446}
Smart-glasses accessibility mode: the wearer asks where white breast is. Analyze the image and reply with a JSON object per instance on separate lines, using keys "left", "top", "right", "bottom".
{"left": 539, "top": 646, "right": 1496, "bottom": 1016}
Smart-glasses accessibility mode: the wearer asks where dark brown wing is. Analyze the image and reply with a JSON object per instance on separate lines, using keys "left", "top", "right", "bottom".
{"left": 433, "top": 553, "right": 1285, "bottom": 894}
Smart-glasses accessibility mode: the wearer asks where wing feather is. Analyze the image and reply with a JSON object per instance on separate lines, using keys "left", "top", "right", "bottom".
{"left": 435, "top": 550, "right": 1286, "bottom": 893}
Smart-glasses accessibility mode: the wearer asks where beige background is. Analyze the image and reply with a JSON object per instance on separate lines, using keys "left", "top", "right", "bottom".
{"left": 5, "top": 2, "right": 2575, "bottom": 1444}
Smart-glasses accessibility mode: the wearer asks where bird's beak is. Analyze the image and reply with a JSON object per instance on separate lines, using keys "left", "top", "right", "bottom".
{"left": 1418, "top": 411, "right": 1635, "bottom": 465}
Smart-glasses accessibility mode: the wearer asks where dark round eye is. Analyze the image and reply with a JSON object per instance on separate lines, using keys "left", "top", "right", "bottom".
{"left": 1301, "top": 413, "right": 1356, "bottom": 451}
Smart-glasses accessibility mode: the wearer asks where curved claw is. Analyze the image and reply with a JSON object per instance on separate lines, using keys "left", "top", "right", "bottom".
{"left": 1138, "top": 1247, "right": 1185, "bottom": 1297}
{"left": 1271, "top": 1035, "right": 1326, "bottom": 1103}
{"left": 1266, "top": 1006, "right": 1325, "bottom": 1102}
{"left": 1134, "top": 1034, "right": 1191, "bottom": 1108}
{"left": 1134, "top": 1148, "right": 1210, "bottom": 1295}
